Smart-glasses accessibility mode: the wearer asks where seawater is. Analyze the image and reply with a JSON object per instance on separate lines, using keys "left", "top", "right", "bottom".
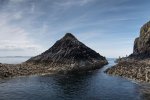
{"left": 0, "top": 58, "right": 149, "bottom": 100}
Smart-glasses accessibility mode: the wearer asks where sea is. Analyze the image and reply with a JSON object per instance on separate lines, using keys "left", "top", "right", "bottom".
{"left": 0, "top": 57, "right": 150, "bottom": 100}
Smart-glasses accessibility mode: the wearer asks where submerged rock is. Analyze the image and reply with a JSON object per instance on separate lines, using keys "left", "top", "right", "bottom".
{"left": 106, "top": 21, "right": 150, "bottom": 83}
{"left": 0, "top": 33, "right": 108, "bottom": 78}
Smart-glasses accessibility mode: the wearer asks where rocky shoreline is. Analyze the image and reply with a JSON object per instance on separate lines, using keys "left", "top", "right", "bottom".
{"left": 0, "top": 33, "right": 108, "bottom": 78}
{"left": 106, "top": 59, "right": 150, "bottom": 83}
{"left": 0, "top": 60, "right": 107, "bottom": 79}
{"left": 0, "top": 63, "right": 53, "bottom": 78}
{"left": 106, "top": 21, "right": 150, "bottom": 83}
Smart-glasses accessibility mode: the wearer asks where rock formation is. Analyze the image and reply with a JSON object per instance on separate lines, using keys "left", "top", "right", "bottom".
{"left": 26, "top": 33, "right": 108, "bottom": 73}
{"left": 106, "top": 21, "right": 150, "bottom": 83}
{"left": 130, "top": 21, "right": 150, "bottom": 59}
{"left": 0, "top": 33, "right": 108, "bottom": 78}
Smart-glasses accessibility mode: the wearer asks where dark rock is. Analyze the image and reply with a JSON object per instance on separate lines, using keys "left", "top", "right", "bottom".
{"left": 26, "top": 33, "right": 108, "bottom": 73}
{"left": 130, "top": 21, "right": 150, "bottom": 59}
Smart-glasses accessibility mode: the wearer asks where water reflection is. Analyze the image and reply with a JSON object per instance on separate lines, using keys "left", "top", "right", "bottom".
{"left": 37, "top": 72, "right": 97, "bottom": 100}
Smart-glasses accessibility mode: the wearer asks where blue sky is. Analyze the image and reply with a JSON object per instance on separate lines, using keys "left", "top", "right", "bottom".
{"left": 0, "top": 0, "right": 149, "bottom": 58}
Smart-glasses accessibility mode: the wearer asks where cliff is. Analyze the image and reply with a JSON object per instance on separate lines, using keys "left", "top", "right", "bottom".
{"left": 106, "top": 21, "right": 150, "bottom": 83}
{"left": 130, "top": 21, "right": 150, "bottom": 59}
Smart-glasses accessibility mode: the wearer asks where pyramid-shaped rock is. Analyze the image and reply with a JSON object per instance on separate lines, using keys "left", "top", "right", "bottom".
{"left": 26, "top": 33, "right": 108, "bottom": 73}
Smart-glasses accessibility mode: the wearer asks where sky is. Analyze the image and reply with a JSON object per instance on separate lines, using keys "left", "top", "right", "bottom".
{"left": 0, "top": 0, "right": 149, "bottom": 58}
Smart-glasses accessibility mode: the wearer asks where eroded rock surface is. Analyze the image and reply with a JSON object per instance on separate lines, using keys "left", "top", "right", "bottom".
{"left": 131, "top": 21, "right": 150, "bottom": 59}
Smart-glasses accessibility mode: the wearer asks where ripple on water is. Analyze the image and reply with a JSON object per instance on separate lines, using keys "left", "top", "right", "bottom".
{"left": 0, "top": 58, "right": 148, "bottom": 100}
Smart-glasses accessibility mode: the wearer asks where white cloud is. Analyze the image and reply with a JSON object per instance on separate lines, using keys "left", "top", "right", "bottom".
{"left": 13, "top": 11, "right": 22, "bottom": 20}
{"left": 53, "top": 0, "right": 93, "bottom": 8}
{"left": 31, "top": 3, "right": 35, "bottom": 13}
{"left": 0, "top": 12, "right": 44, "bottom": 56}
{"left": 0, "top": 26, "right": 43, "bottom": 52}
{"left": 10, "top": 0, "right": 24, "bottom": 3}
{"left": 0, "top": 0, "right": 148, "bottom": 58}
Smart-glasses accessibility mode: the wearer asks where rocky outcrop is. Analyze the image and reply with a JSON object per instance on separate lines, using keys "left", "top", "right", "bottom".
{"left": 0, "top": 63, "right": 52, "bottom": 78}
{"left": 0, "top": 33, "right": 108, "bottom": 78}
{"left": 130, "top": 21, "right": 150, "bottom": 59}
{"left": 26, "top": 33, "right": 108, "bottom": 73}
{"left": 106, "top": 60, "right": 150, "bottom": 82}
{"left": 106, "top": 21, "right": 150, "bottom": 83}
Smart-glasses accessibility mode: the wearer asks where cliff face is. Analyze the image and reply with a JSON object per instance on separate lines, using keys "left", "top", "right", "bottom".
{"left": 106, "top": 21, "right": 150, "bottom": 83}
{"left": 131, "top": 21, "right": 150, "bottom": 58}
{"left": 26, "top": 33, "right": 108, "bottom": 73}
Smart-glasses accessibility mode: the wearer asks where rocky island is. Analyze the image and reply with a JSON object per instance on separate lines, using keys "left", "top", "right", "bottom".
{"left": 106, "top": 21, "right": 150, "bottom": 83}
{"left": 0, "top": 33, "right": 108, "bottom": 78}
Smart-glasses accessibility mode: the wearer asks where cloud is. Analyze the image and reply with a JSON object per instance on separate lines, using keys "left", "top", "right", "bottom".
{"left": 10, "top": 0, "right": 23, "bottom": 3}
{"left": 0, "top": 9, "right": 44, "bottom": 56}
{"left": 0, "top": 25, "right": 43, "bottom": 52}
{"left": 0, "top": 0, "right": 149, "bottom": 57}
{"left": 30, "top": 3, "right": 35, "bottom": 13}
{"left": 13, "top": 11, "right": 22, "bottom": 20}
{"left": 54, "top": 0, "right": 93, "bottom": 7}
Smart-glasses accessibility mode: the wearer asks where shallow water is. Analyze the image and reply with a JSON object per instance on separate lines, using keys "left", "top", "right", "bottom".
{"left": 0, "top": 58, "right": 149, "bottom": 100}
